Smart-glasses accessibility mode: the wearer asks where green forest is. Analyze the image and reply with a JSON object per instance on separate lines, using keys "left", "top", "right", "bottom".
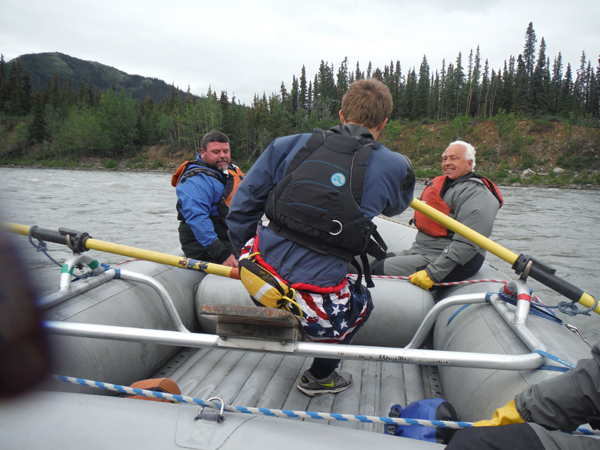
{"left": 1, "top": 23, "right": 599, "bottom": 186}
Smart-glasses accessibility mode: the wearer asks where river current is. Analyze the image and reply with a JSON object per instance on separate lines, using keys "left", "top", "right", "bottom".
{"left": 1, "top": 167, "right": 600, "bottom": 342}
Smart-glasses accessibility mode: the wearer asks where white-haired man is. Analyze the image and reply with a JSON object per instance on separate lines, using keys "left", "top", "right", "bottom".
{"left": 372, "top": 141, "right": 503, "bottom": 290}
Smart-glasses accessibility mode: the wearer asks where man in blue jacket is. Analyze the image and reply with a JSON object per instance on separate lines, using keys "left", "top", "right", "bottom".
{"left": 227, "top": 79, "right": 415, "bottom": 396}
{"left": 173, "top": 131, "right": 244, "bottom": 268}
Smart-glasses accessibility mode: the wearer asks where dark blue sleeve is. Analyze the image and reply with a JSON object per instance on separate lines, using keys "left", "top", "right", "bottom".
{"left": 176, "top": 175, "right": 222, "bottom": 247}
{"left": 226, "top": 134, "right": 310, "bottom": 253}
{"left": 361, "top": 147, "right": 415, "bottom": 219}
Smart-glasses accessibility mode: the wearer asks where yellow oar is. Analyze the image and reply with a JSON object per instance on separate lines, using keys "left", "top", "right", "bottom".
{"left": 2, "top": 222, "right": 240, "bottom": 280}
{"left": 410, "top": 198, "right": 600, "bottom": 315}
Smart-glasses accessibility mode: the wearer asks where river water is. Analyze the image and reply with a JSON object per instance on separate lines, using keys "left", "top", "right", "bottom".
{"left": 1, "top": 167, "right": 600, "bottom": 343}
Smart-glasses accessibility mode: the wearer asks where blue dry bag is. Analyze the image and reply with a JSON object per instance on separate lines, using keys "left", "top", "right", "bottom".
{"left": 384, "top": 397, "right": 458, "bottom": 444}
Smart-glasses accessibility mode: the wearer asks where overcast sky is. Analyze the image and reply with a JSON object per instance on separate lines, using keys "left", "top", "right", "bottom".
{"left": 1, "top": 0, "right": 599, "bottom": 104}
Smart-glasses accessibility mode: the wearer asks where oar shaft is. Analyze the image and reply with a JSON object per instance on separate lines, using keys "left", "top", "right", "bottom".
{"left": 2, "top": 222, "right": 239, "bottom": 280}
{"left": 85, "top": 238, "right": 239, "bottom": 279}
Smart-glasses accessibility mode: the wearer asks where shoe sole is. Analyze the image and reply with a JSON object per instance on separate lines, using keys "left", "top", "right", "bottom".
{"left": 296, "top": 382, "right": 352, "bottom": 397}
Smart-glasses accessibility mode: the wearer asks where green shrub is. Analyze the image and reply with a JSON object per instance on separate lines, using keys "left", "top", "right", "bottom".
{"left": 104, "top": 160, "right": 119, "bottom": 169}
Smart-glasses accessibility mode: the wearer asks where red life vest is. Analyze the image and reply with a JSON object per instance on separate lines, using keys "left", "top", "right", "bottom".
{"left": 413, "top": 174, "right": 503, "bottom": 238}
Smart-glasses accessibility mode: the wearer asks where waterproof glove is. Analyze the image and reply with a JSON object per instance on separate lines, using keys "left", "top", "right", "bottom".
{"left": 473, "top": 400, "right": 526, "bottom": 427}
{"left": 409, "top": 270, "right": 435, "bottom": 290}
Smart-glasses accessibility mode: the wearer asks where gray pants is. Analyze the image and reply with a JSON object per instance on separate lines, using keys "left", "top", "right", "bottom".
{"left": 371, "top": 250, "right": 430, "bottom": 276}
{"left": 372, "top": 249, "right": 485, "bottom": 283}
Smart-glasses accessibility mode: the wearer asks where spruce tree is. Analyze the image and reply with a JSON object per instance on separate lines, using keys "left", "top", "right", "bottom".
{"left": 291, "top": 75, "right": 298, "bottom": 115}
{"left": 513, "top": 54, "right": 529, "bottom": 114}
{"left": 431, "top": 71, "right": 441, "bottom": 120}
{"left": 307, "top": 81, "right": 312, "bottom": 115}
{"left": 584, "top": 61, "right": 596, "bottom": 116}
{"left": 453, "top": 52, "right": 466, "bottom": 117}
{"left": 299, "top": 65, "right": 307, "bottom": 111}
{"left": 391, "top": 60, "right": 404, "bottom": 120}
{"left": 557, "top": 63, "right": 573, "bottom": 116}
{"left": 336, "top": 57, "right": 349, "bottom": 100}
{"left": 523, "top": 22, "right": 537, "bottom": 83}
{"left": 468, "top": 46, "right": 481, "bottom": 116}
{"left": 416, "top": 55, "right": 430, "bottom": 118}
{"left": 355, "top": 62, "right": 363, "bottom": 81}
{"left": 573, "top": 51, "right": 588, "bottom": 115}
{"left": 531, "top": 37, "right": 549, "bottom": 115}
{"left": 550, "top": 53, "right": 563, "bottom": 114}
{"left": 480, "top": 59, "right": 490, "bottom": 118}
{"left": 403, "top": 69, "right": 418, "bottom": 120}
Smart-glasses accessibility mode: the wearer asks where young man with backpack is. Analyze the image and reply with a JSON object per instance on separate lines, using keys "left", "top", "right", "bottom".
{"left": 226, "top": 79, "right": 415, "bottom": 396}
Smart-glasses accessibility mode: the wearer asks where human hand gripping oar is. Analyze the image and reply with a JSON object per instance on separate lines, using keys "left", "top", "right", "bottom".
{"left": 2, "top": 222, "right": 240, "bottom": 280}
{"left": 410, "top": 198, "right": 600, "bottom": 315}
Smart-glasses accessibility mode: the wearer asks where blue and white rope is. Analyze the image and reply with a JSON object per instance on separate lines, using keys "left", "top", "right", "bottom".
{"left": 53, "top": 375, "right": 470, "bottom": 429}
{"left": 53, "top": 375, "right": 599, "bottom": 436}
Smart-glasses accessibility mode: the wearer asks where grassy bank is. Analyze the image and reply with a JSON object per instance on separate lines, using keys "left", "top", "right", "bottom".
{"left": 2, "top": 117, "right": 599, "bottom": 189}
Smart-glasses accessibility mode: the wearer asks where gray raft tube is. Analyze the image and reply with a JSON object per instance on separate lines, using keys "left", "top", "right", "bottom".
{"left": 41, "top": 256, "right": 581, "bottom": 396}
{"left": 39, "top": 217, "right": 592, "bottom": 410}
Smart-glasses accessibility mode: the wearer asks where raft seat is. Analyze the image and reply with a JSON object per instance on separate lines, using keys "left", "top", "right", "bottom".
{"left": 198, "top": 304, "right": 301, "bottom": 341}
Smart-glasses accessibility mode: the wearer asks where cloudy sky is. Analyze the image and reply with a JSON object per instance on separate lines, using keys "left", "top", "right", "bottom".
{"left": 1, "top": 0, "right": 599, "bottom": 104}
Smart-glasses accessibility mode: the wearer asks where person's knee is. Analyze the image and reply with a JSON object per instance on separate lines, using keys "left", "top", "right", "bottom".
{"left": 375, "top": 255, "right": 427, "bottom": 277}
{"left": 446, "top": 424, "right": 544, "bottom": 450}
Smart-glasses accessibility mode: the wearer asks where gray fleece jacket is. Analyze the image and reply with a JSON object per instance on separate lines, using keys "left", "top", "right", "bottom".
{"left": 412, "top": 174, "right": 500, "bottom": 282}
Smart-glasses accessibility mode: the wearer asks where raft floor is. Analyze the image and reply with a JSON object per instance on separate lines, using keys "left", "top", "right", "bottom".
{"left": 151, "top": 346, "right": 443, "bottom": 433}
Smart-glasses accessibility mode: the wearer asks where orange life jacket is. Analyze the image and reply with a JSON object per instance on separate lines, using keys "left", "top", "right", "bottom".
{"left": 413, "top": 174, "right": 503, "bottom": 238}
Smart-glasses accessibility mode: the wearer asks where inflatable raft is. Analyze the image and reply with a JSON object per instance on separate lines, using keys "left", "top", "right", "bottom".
{"left": 0, "top": 217, "right": 596, "bottom": 449}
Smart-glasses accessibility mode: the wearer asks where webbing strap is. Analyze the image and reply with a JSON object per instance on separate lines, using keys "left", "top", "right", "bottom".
{"left": 533, "top": 350, "right": 576, "bottom": 372}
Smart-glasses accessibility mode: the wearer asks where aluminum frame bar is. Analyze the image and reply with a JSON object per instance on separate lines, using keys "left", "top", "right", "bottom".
{"left": 45, "top": 320, "right": 544, "bottom": 371}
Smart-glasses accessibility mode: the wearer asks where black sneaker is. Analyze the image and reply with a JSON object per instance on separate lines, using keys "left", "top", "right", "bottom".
{"left": 297, "top": 370, "right": 353, "bottom": 396}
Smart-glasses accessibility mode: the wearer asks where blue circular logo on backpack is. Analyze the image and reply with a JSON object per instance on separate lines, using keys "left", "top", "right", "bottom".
{"left": 331, "top": 173, "right": 346, "bottom": 187}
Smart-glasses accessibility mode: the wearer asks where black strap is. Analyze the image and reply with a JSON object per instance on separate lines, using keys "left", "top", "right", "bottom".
{"left": 180, "top": 166, "right": 225, "bottom": 185}
{"left": 361, "top": 253, "right": 375, "bottom": 288}
{"left": 267, "top": 221, "right": 354, "bottom": 260}
{"left": 350, "top": 258, "right": 364, "bottom": 294}
{"left": 367, "top": 228, "right": 387, "bottom": 260}
{"left": 274, "top": 201, "right": 342, "bottom": 234}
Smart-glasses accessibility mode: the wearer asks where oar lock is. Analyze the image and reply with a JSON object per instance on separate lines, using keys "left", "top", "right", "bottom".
{"left": 58, "top": 228, "right": 91, "bottom": 253}
{"left": 512, "top": 254, "right": 556, "bottom": 280}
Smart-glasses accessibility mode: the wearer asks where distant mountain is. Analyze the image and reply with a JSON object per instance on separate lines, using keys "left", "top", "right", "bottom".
{"left": 7, "top": 52, "right": 190, "bottom": 102}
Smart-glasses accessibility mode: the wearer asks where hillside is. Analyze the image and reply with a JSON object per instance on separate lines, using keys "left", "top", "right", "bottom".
{"left": 21, "top": 118, "right": 595, "bottom": 190}
{"left": 7, "top": 52, "right": 190, "bottom": 101}
{"left": 1, "top": 51, "right": 598, "bottom": 189}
